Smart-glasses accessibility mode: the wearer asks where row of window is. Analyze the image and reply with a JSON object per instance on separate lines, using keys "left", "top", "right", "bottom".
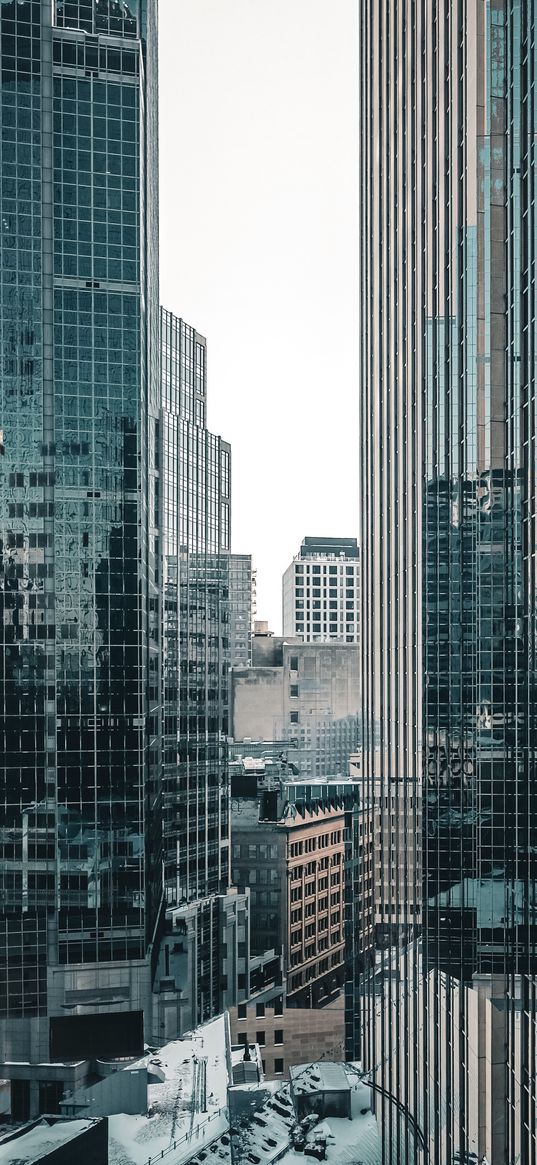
{"left": 295, "top": 564, "right": 356, "bottom": 575}
{"left": 237, "top": 997, "right": 283, "bottom": 1019}
{"left": 289, "top": 833, "right": 342, "bottom": 857}
{"left": 237, "top": 1029, "right": 283, "bottom": 1047}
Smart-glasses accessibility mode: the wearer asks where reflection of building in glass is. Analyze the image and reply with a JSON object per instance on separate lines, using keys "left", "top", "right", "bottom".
{"left": 228, "top": 553, "right": 255, "bottom": 667}
{"left": 360, "top": 4, "right": 537, "bottom": 1162}
{"left": 0, "top": 0, "right": 160, "bottom": 1118}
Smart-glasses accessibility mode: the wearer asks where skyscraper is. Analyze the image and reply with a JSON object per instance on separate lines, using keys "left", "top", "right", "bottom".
{"left": 160, "top": 310, "right": 231, "bottom": 911}
{"left": 282, "top": 536, "right": 360, "bottom": 644}
{"left": 157, "top": 309, "right": 247, "bottom": 1037}
{"left": 360, "top": 4, "right": 537, "bottom": 1163}
{"left": 0, "top": 0, "right": 160, "bottom": 1116}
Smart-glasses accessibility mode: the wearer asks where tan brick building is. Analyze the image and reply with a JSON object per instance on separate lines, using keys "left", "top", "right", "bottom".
{"left": 228, "top": 993, "right": 345, "bottom": 1080}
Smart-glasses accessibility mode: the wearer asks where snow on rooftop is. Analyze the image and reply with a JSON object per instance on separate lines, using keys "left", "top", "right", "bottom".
{"left": 289, "top": 1062, "right": 350, "bottom": 1094}
{"left": 0, "top": 1118, "right": 96, "bottom": 1164}
{"left": 108, "top": 1014, "right": 230, "bottom": 1165}
{"left": 232, "top": 1066, "right": 381, "bottom": 1165}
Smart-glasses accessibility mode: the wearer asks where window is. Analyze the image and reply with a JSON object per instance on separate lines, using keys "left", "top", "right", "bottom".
{"left": 290, "top": 656, "right": 299, "bottom": 672}
{"left": 274, "top": 1029, "right": 284, "bottom": 1045}
{"left": 256, "top": 1031, "right": 265, "bottom": 1046}
{"left": 274, "top": 1058, "right": 284, "bottom": 1074}
{"left": 274, "top": 996, "right": 284, "bottom": 1016}
{"left": 290, "top": 711, "right": 299, "bottom": 724}
{"left": 290, "top": 684, "right": 299, "bottom": 698}
{"left": 237, "top": 1003, "right": 247, "bottom": 1020}
{"left": 237, "top": 1032, "right": 248, "bottom": 1045}
{"left": 256, "top": 1002, "right": 265, "bottom": 1018}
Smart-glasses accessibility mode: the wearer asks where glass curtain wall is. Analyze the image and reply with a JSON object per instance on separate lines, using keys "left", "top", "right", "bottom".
{"left": 160, "top": 310, "right": 231, "bottom": 912}
{"left": 0, "top": 0, "right": 160, "bottom": 1069}
{"left": 360, "top": 3, "right": 537, "bottom": 1163}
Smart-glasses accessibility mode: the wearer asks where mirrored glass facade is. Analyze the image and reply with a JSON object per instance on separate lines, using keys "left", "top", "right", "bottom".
{"left": 160, "top": 310, "right": 231, "bottom": 911}
{"left": 0, "top": 0, "right": 160, "bottom": 1081}
{"left": 360, "top": 3, "right": 537, "bottom": 1162}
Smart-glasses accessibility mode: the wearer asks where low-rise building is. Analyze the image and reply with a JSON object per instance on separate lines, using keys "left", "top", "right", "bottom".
{"left": 229, "top": 1064, "right": 380, "bottom": 1165}
{"left": 231, "top": 624, "right": 360, "bottom": 778}
{"left": 0, "top": 1117, "right": 108, "bottom": 1165}
{"left": 228, "top": 992, "right": 345, "bottom": 1081}
{"left": 231, "top": 791, "right": 347, "bottom": 1007}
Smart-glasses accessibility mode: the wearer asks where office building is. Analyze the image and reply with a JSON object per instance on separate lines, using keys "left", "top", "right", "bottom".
{"left": 230, "top": 768, "right": 366, "bottom": 1064}
{"left": 360, "top": 3, "right": 537, "bottom": 1162}
{"left": 0, "top": 5, "right": 242, "bottom": 1116}
{"left": 231, "top": 781, "right": 347, "bottom": 1006}
{"left": 156, "top": 308, "right": 247, "bottom": 1034}
{"left": 232, "top": 623, "right": 360, "bottom": 778}
{"left": 228, "top": 552, "right": 255, "bottom": 667}
{"left": 282, "top": 536, "right": 360, "bottom": 643}
{"left": 0, "top": 0, "right": 161, "bottom": 1118}
{"left": 160, "top": 310, "right": 231, "bottom": 910}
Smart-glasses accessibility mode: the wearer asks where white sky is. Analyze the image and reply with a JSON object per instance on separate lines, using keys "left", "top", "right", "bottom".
{"left": 159, "top": 0, "right": 359, "bottom": 633}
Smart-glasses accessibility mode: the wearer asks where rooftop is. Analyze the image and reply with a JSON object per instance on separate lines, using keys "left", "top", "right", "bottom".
{"left": 231, "top": 1068, "right": 380, "bottom": 1165}
{"left": 0, "top": 1118, "right": 98, "bottom": 1165}
{"left": 289, "top": 1062, "right": 350, "bottom": 1094}
{"left": 108, "top": 1014, "right": 230, "bottom": 1165}
{"left": 299, "top": 536, "right": 359, "bottom": 560}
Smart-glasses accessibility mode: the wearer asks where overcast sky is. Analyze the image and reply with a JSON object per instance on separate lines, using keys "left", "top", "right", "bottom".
{"left": 159, "top": 0, "right": 359, "bottom": 633}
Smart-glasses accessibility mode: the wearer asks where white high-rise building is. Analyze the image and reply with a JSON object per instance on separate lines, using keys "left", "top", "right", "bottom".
{"left": 282, "top": 537, "right": 360, "bottom": 644}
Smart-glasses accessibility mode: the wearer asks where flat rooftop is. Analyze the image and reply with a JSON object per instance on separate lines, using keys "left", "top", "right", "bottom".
{"left": 108, "top": 1013, "right": 230, "bottom": 1165}
{"left": 0, "top": 1118, "right": 97, "bottom": 1164}
{"left": 299, "top": 537, "right": 359, "bottom": 559}
{"left": 232, "top": 1067, "right": 380, "bottom": 1165}
{"left": 289, "top": 1062, "right": 350, "bottom": 1094}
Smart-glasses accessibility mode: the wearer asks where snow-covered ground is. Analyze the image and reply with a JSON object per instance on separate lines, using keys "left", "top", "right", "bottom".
{"left": 108, "top": 1015, "right": 230, "bottom": 1165}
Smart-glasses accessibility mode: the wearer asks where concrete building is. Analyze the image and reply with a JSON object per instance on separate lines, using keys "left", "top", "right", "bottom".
{"left": 228, "top": 553, "right": 255, "bottom": 667}
{"left": 231, "top": 624, "right": 360, "bottom": 778}
{"left": 282, "top": 536, "right": 360, "bottom": 644}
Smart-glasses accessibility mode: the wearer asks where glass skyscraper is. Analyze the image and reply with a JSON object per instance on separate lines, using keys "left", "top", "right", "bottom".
{"left": 0, "top": 0, "right": 160, "bottom": 1117}
{"left": 360, "top": 4, "right": 537, "bottom": 1163}
{"left": 160, "top": 309, "right": 231, "bottom": 911}
{"left": 157, "top": 309, "right": 248, "bottom": 1037}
